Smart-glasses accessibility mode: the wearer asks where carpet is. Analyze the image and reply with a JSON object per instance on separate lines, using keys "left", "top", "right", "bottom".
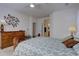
{"left": 0, "top": 46, "right": 14, "bottom": 56}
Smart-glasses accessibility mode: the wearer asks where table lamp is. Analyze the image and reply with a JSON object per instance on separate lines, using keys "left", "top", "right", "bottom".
{"left": 0, "top": 20, "right": 6, "bottom": 32}
{"left": 69, "top": 25, "right": 77, "bottom": 39}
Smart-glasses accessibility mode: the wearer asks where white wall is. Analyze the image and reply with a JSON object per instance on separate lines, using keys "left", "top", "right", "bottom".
{"left": 0, "top": 8, "right": 36, "bottom": 36}
{"left": 50, "top": 8, "right": 77, "bottom": 40}
{"left": 2, "top": 7, "right": 77, "bottom": 39}
{"left": 27, "top": 17, "right": 37, "bottom": 36}
{"left": 32, "top": 8, "right": 78, "bottom": 40}
{"left": 76, "top": 10, "right": 79, "bottom": 35}
{"left": 36, "top": 18, "right": 44, "bottom": 35}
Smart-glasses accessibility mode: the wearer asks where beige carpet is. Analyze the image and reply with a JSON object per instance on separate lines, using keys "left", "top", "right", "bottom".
{"left": 0, "top": 46, "right": 14, "bottom": 56}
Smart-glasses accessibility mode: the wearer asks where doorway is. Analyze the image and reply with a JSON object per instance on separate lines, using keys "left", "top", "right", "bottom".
{"left": 32, "top": 22, "right": 36, "bottom": 37}
{"left": 43, "top": 19, "right": 50, "bottom": 37}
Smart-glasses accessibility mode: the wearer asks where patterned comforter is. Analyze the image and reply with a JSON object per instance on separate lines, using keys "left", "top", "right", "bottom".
{"left": 13, "top": 37, "right": 77, "bottom": 56}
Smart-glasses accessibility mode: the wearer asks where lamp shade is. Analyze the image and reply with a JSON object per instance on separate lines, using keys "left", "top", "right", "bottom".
{"left": 0, "top": 20, "right": 6, "bottom": 24}
{"left": 0, "top": 20, "right": 6, "bottom": 26}
{"left": 69, "top": 25, "right": 77, "bottom": 33}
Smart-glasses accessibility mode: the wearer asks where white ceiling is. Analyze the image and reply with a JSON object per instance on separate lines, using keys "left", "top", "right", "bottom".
{"left": 0, "top": 3, "right": 79, "bottom": 18}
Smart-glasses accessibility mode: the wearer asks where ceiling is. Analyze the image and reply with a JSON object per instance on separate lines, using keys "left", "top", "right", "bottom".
{"left": 0, "top": 3, "right": 79, "bottom": 18}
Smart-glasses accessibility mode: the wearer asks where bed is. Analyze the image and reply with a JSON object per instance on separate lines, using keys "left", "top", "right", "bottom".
{"left": 13, "top": 37, "right": 79, "bottom": 56}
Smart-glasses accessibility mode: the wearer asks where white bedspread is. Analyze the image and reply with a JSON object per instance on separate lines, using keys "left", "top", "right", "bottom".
{"left": 13, "top": 37, "right": 77, "bottom": 56}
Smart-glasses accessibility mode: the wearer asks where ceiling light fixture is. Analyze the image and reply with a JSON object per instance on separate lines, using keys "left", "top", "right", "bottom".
{"left": 65, "top": 3, "right": 69, "bottom": 6}
{"left": 30, "top": 4, "right": 35, "bottom": 8}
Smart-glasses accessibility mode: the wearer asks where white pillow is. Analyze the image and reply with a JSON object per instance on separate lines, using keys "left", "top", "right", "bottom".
{"left": 74, "top": 34, "right": 79, "bottom": 41}
{"left": 73, "top": 43, "right": 79, "bottom": 55}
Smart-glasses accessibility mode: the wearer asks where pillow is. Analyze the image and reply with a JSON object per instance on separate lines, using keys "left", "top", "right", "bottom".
{"left": 73, "top": 43, "right": 79, "bottom": 55}
{"left": 63, "top": 39, "right": 79, "bottom": 48}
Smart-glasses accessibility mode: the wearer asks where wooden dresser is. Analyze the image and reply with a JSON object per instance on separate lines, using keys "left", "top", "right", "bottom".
{"left": 0, "top": 31, "right": 25, "bottom": 49}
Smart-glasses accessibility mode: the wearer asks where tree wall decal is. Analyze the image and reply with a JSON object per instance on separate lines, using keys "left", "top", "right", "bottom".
{"left": 4, "top": 14, "right": 20, "bottom": 27}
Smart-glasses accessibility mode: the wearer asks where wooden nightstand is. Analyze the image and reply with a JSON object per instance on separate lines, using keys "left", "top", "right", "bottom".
{"left": 63, "top": 38, "right": 79, "bottom": 48}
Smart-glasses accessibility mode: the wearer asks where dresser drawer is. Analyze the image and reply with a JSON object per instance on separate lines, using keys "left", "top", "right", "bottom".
{"left": 1, "top": 31, "right": 25, "bottom": 49}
